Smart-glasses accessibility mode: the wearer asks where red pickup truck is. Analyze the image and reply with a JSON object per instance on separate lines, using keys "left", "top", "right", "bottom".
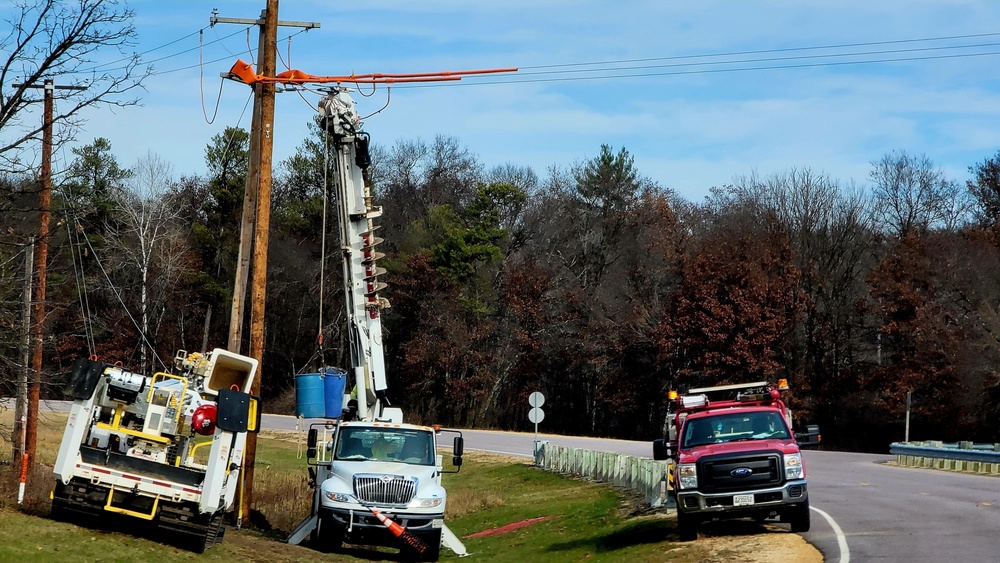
{"left": 653, "top": 381, "right": 819, "bottom": 541}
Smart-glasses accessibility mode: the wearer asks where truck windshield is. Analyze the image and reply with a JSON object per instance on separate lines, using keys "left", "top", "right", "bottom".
{"left": 682, "top": 411, "right": 790, "bottom": 448}
{"left": 334, "top": 427, "right": 434, "bottom": 466}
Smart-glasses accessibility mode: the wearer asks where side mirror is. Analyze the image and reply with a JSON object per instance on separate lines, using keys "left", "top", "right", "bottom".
{"left": 653, "top": 438, "right": 670, "bottom": 461}
{"left": 307, "top": 428, "right": 318, "bottom": 459}
{"left": 794, "top": 424, "right": 822, "bottom": 449}
{"left": 452, "top": 436, "right": 464, "bottom": 467}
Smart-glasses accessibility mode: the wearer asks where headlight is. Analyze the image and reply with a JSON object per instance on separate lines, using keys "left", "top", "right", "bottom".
{"left": 411, "top": 498, "right": 443, "bottom": 508}
{"left": 325, "top": 492, "right": 352, "bottom": 503}
{"left": 678, "top": 463, "right": 698, "bottom": 490}
{"left": 784, "top": 453, "right": 804, "bottom": 480}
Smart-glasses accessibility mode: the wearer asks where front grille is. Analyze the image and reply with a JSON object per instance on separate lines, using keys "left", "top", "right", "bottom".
{"left": 354, "top": 474, "right": 417, "bottom": 505}
{"left": 698, "top": 450, "right": 782, "bottom": 493}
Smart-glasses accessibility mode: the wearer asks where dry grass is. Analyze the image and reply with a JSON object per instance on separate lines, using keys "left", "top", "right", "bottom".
{"left": 0, "top": 406, "right": 68, "bottom": 514}
{"left": 251, "top": 467, "right": 313, "bottom": 532}
{"left": 445, "top": 488, "right": 506, "bottom": 519}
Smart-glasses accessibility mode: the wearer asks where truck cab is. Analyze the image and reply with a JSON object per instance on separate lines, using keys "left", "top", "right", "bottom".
{"left": 653, "top": 381, "right": 815, "bottom": 541}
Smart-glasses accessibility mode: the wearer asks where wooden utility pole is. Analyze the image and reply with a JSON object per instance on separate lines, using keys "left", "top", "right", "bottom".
{"left": 211, "top": 2, "right": 319, "bottom": 526}
{"left": 243, "top": 0, "right": 277, "bottom": 528}
{"left": 225, "top": 12, "right": 264, "bottom": 355}
{"left": 15, "top": 79, "right": 84, "bottom": 474}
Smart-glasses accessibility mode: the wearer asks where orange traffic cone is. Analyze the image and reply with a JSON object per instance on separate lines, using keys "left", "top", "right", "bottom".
{"left": 370, "top": 508, "right": 427, "bottom": 554}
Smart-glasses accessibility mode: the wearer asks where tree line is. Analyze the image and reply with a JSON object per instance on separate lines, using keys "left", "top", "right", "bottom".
{"left": 4, "top": 119, "right": 1000, "bottom": 452}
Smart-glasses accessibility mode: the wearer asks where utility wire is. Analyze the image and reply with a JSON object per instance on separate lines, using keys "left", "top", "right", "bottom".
{"left": 86, "top": 28, "right": 206, "bottom": 72}
{"left": 393, "top": 48, "right": 1000, "bottom": 89}
{"left": 519, "top": 31, "right": 1000, "bottom": 70}
{"left": 74, "top": 26, "right": 253, "bottom": 75}
{"left": 508, "top": 40, "right": 1000, "bottom": 78}
{"left": 78, "top": 227, "right": 167, "bottom": 372}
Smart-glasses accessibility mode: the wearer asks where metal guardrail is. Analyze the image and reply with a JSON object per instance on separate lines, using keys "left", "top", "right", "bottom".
{"left": 891, "top": 441, "right": 1000, "bottom": 477}
{"left": 533, "top": 441, "right": 674, "bottom": 507}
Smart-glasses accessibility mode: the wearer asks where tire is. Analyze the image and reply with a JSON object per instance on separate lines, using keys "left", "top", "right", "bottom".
{"left": 402, "top": 528, "right": 441, "bottom": 562}
{"left": 315, "top": 512, "right": 344, "bottom": 553}
{"left": 789, "top": 499, "right": 811, "bottom": 533}
{"left": 676, "top": 508, "right": 698, "bottom": 541}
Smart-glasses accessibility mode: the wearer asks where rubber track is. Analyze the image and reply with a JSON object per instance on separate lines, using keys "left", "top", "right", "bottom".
{"left": 51, "top": 480, "right": 221, "bottom": 552}
{"left": 51, "top": 492, "right": 101, "bottom": 522}
{"left": 158, "top": 504, "right": 223, "bottom": 553}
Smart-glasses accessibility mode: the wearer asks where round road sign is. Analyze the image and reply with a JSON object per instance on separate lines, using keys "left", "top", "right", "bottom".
{"left": 528, "top": 392, "right": 545, "bottom": 408}
{"left": 528, "top": 406, "right": 545, "bottom": 424}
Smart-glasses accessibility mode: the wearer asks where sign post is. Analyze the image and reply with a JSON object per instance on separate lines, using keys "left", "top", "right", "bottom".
{"left": 528, "top": 392, "right": 545, "bottom": 454}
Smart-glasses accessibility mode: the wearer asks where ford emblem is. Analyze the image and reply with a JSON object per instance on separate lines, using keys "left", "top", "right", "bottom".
{"left": 731, "top": 467, "right": 753, "bottom": 478}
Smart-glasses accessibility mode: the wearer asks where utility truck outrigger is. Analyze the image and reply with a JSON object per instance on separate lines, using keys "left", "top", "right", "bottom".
{"left": 285, "top": 88, "right": 465, "bottom": 561}
{"left": 654, "top": 380, "right": 819, "bottom": 541}
{"left": 52, "top": 348, "right": 260, "bottom": 551}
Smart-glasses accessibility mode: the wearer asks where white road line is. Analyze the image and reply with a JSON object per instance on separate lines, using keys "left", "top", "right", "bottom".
{"left": 811, "top": 505, "right": 850, "bottom": 563}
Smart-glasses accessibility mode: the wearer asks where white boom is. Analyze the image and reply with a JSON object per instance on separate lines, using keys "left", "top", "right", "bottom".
{"left": 321, "top": 91, "right": 392, "bottom": 423}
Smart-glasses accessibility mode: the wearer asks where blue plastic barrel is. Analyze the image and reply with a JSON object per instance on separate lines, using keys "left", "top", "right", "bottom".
{"left": 323, "top": 367, "right": 347, "bottom": 418}
{"left": 295, "top": 373, "right": 325, "bottom": 418}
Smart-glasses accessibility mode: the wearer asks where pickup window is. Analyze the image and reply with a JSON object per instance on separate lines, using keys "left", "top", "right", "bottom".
{"left": 334, "top": 428, "right": 435, "bottom": 466}
{"left": 682, "top": 411, "right": 790, "bottom": 448}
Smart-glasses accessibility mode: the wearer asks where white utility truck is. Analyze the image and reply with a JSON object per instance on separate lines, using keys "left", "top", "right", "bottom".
{"left": 52, "top": 348, "right": 260, "bottom": 551}
{"left": 285, "top": 88, "right": 466, "bottom": 561}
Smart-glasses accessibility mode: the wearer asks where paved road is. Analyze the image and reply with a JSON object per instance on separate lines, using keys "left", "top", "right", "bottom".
{"left": 802, "top": 449, "right": 1000, "bottom": 562}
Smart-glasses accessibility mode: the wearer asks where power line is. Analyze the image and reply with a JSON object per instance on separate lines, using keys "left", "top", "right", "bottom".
{"left": 520, "top": 31, "right": 1000, "bottom": 70}
{"left": 60, "top": 25, "right": 1000, "bottom": 89}
{"left": 86, "top": 28, "right": 207, "bottom": 72}
{"left": 392, "top": 48, "right": 1000, "bottom": 89}
{"left": 510, "top": 40, "right": 1000, "bottom": 78}
{"left": 73, "top": 24, "right": 294, "bottom": 77}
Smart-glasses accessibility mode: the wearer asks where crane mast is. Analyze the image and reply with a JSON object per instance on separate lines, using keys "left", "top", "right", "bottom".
{"left": 321, "top": 90, "right": 391, "bottom": 422}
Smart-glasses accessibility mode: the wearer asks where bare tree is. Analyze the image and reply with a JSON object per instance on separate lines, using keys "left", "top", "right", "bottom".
{"left": 105, "top": 151, "right": 184, "bottom": 371}
{"left": 967, "top": 150, "right": 1000, "bottom": 226}
{"left": 869, "top": 151, "right": 969, "bottom": 236}
{"left": 0, "top": 0, "right": 150, "bottom": 172}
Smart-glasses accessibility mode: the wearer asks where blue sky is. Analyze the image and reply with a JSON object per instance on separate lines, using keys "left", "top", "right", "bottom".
{"left": 36, "top": 1, "right": 1000, "bottom": 201}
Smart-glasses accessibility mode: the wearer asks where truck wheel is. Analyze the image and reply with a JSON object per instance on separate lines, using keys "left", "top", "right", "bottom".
{"left": 789, "top": 499, "right": 811, "bottom": 533}
{"left": 402, "top": 529, "right": 441, "bottom": 562}
{"left": 316, "top": 512, "right": 344, "bottom": 552}
{"left": 676, "top": 509, "right": 698, "bottom": 541}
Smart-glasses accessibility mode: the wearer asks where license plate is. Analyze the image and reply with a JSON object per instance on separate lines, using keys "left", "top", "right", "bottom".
{"left": 733, "top": 494, "right": 755, "bottom": 506}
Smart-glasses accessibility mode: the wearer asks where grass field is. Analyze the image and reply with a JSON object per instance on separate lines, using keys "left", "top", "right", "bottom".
{"left": 0, "top": 407, "right": 811, "bottom": 562}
